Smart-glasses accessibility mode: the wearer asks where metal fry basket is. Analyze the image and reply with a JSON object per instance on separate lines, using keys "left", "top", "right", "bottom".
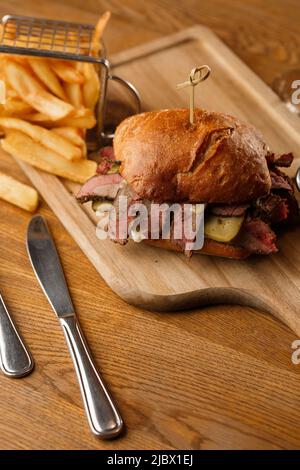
{"left": 0, "top": 14, "right": 141, "bottom": 148}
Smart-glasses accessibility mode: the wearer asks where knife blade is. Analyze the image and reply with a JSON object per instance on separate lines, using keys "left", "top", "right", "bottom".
{"left": 26, "top": 215, "right": 123, "bottom": 438}
{"left": 26, "top": 215, "right": 74, "bottom": 317}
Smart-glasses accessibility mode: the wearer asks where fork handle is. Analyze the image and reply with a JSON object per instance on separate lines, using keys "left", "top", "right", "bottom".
{"left": 0, "top": 295, "right": 34, "bottom": 378}
{"left": 60, "top": 315, "right": 123, "bottom": 438}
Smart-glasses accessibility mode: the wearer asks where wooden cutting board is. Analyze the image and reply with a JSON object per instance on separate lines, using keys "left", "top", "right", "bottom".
{"left": 10, "top": 26, "right": 300, "bottom": 335}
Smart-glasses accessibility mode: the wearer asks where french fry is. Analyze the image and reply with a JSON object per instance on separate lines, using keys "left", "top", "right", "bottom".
{"left": 64, "top": 82, "right": 82, "bottom": 108}
{"left": 6, "top": 87, "right": 19, "bottom": 99}
{"left": 52, "top": 126, "right": 85, "bottom": 146}
{"left": 26, "top": 110, "right": 96, "bottom": 129}
{"left": 91, "top": 11, "right": 111, "bottom": 57}
{"left": 51, "top": 60, "right": 84, "bottom": 84}
{"left": 54, "top": 113, "right": 96, "bottom": 129}
{"left": 1, "top": 97, "right": 33, "bottom": 116}
{"left": 4, "top": 60, "right": 74, "bottom": 120}
{"left": 82, "top": 63, "right": 100, "bottom": 109}
{"left": 0, "top": 171, "right": 38, "bottom": 212}
{"left": 21, "top": 112, "right": 51, "bottom": 123}
{"left": 26, "top": 107, "right": 91, "bottom": 120}
{"left": 53, "top": 127, "right": 87, "bottom": 158}
{"left": 3, "top": 54, "right": 28, "bottom": 65}
{"left": 81, "top": 141, "right": 87, "bottom": 158}
{"left": 0, "top": 22, "right": 105, "bottom": 175}
{"left": 1, "top": 130, "right": 97, "bottom": 183}
{"left": 0, "top": 117, "right": 82, "bottom": 160}
{"left": 0, "top": 81, "right": 5, "bottom": 105}
{"left": 28, "top": 58, "right": 68, "bottom": 101}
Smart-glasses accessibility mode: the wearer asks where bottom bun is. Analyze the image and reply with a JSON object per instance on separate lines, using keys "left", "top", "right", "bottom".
{"left": 143, "top": 238, "right": 250, "bottom": 259}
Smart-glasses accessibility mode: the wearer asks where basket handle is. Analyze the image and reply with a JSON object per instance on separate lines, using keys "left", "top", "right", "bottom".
{"left": 100, "top": 74, "right": 141, "bottom": 140}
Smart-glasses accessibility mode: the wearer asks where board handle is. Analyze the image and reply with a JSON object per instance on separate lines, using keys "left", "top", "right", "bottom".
{"left": 119, "top": 287, "right": 300, "bottom": 337}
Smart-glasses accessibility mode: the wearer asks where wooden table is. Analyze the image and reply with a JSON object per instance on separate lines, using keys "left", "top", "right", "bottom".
{"left": 0, "top": 0, "right": 300, "bottom": 450}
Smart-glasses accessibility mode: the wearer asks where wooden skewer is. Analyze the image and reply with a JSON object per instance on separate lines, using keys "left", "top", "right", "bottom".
{"left": 176, "top": 65, "right": 211, "bottom": 124}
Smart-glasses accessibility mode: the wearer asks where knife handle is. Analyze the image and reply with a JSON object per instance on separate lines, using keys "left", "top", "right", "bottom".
{"left": 0, "top": 296, "right": 34, "bottom": 378}
{"left": 60, "top": 315, "right": 123, "bottom": 438}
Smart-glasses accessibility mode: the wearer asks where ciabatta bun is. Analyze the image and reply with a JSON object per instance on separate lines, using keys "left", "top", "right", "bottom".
{"left": 114, "top": 109, "right": 271, "bottom": 204}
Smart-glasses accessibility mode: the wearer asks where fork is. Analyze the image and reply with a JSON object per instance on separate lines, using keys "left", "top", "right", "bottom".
{"left": 0, "top": 292, "right": 34, "bottom": 377}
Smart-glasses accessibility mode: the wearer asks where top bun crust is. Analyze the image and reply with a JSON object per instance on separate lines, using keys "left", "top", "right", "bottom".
{"left": 114, "top": 109, "right": 271, "bottom": 203}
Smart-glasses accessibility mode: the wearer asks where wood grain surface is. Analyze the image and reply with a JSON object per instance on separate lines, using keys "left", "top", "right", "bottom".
{"left": 15, "top": 27, "right": 300, "bottom": 335}
{"left": 0, "top": 0, "right": 300, "bottom": 451}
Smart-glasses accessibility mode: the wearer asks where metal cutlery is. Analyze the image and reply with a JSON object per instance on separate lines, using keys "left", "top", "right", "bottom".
{"left": 296, "top": 168, "right": 300, "bottom": 192}
{"left": 0, "top": 293, "right": 34, "bottom": 377}
{"left": 26, "top": 215, "right": 123, "bottom": 438}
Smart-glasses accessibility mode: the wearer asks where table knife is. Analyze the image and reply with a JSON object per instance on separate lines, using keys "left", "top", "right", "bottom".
{"left": 26, "top": 215, "right": 123, "bottom": 438}
{"left": 0, "top": 293, "right": 34, "bottom": 378}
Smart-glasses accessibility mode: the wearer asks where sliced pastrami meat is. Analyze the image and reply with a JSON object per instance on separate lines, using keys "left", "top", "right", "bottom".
{"left": 76, "top": 173, "right": 124, "bottom": 202}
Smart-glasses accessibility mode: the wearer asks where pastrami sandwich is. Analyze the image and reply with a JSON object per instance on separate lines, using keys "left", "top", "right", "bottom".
{"left": 77, "top": 108, "right": 299, "bottom": 259}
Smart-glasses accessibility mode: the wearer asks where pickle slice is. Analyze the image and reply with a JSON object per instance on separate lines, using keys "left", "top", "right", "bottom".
{"left": 204, "top": 215, "right": 244, "bottom": 242}
{"left": 92, "top": 200, "right": 114, "bottom": 212}
{"left": 107, "top": 162, "right": 121, "bottom": 174}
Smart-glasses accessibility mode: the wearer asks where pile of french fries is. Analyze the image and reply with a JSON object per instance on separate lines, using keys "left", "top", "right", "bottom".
{"left": 0, "top": 12, "right": 110, "bottom": 212}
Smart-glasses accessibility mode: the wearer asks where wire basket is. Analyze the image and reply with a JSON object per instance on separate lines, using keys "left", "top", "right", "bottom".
{"left": 0, "top": 14, "right": 141, "bottom": 148}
